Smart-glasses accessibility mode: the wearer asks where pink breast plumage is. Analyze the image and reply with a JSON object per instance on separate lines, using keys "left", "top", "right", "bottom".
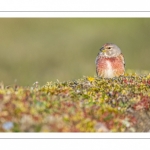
{"left": 96, "top": 55, "right": 125, "bottom": 77}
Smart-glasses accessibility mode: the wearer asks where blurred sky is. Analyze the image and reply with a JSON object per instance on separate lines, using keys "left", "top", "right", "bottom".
{"left": 0, "top": 18, "right": 150, "bottom": 86}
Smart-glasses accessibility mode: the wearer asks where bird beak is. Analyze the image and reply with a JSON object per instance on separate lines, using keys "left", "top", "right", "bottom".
{"left": 100, "top": 47, "right": 107, "bottom": 53}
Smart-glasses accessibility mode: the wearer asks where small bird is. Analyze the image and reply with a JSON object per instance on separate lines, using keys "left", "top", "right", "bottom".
{"left": 95, "top": 43, "right": 125, "bottom": 78}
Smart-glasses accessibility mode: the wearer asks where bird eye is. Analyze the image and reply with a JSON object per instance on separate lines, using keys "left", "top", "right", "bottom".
{"left": 108, "top": 47, "right": 111, "bottom": 49}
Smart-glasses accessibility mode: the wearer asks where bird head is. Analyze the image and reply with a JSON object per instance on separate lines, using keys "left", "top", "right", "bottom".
{"left": 99, "top": 43, "right": 121, "bottom": 57}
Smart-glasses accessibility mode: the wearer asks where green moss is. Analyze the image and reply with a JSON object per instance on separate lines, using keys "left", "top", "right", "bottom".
{"left": 0, "top": 73, "right": 150, "bottom": 132}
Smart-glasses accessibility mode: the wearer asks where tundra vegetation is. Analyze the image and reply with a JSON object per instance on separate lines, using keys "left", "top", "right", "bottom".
{"left": 1, "top": 72, "right": 150, "bottom": 132}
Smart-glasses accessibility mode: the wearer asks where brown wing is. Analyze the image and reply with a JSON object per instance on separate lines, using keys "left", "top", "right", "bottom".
{"left": 95, "top": 52, "right": 100, "bottom": 65}
{"left": 95, "top": 53, "right": 100, "bottom": 76}
{"left": 119, "top": 53, "right": 125, "bottom": 68}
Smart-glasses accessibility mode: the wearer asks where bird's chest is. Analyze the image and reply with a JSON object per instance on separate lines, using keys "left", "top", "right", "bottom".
{"left": 97, "top": 57, "right": 120, "bottom": 78}
{"left": 104, "top": 61, "right": 114, "bottom": 78}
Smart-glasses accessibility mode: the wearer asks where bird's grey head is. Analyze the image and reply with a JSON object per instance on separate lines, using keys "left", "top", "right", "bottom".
{"left": 99, "top": 43, "right": 121, "bottom": 57}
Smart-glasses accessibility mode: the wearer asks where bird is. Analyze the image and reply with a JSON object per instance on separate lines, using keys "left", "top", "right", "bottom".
{"left": 95, "top": 43, "right": 125, "bottom": 78}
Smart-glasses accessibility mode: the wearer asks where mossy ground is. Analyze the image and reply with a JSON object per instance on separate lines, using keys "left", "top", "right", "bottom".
{"left": 0, "top": 73, "right": 150, "bottom": 132}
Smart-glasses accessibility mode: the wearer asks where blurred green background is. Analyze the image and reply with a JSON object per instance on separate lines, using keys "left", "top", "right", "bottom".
{"left": 0, "top": 18, "right": 150, "bottom": 86}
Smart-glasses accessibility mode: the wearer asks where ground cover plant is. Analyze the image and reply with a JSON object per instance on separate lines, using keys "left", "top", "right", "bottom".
{"left": 0, "top": 72, "right": 150, "bottom": 132}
